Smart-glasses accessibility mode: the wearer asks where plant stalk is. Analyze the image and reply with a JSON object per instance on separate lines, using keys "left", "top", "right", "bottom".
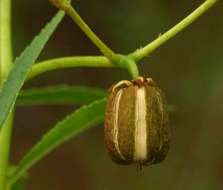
{"left": 49, "top": 0, "right": 115, "bottom": 59}
{"left": 0, "top": 0, "right": 13, "bottom": 189}
{"left": 0, "top": 114, "right": 13, "bottom": 190}
{"left": 27, "top": 55, "right": 139, "bottom": 81}
{"left": 27, "top": 56, "right": 113, "bottom": 81}
{"left": 0, "top": 0, "right": 13, "bottom": 82}
{"left": 131, "top": 0, "right": 219, "bottom": 61}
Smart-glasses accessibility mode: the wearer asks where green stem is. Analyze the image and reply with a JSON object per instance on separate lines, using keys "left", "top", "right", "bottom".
{"left": 0, "top": 0, "right": 13, "bottom": 82}
{"left": 47, "top": 1, "right": 139, "bottom": 78}
{"left": 28, "top": 54, "right": 140, "bottom": 81}
{"left": 131, "top": 0, "right": 219, "bottom": 61}
{"left": 27, "top": 56, "right": 114, "bottom": 81}
{"left": 0, "top": 0, "right": 13, "bottom": 189}
{"left": 49, "top": 0, "right": 115, "bottom": 59}
{"left": 0, "top": 114, "right": 13, "bottom": 190}
{"left": 111, "top": 54, "right": 139, "bottom": 79}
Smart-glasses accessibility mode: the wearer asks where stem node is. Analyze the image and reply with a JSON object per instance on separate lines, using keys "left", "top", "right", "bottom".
{"left": 48, "top": 0, "right": 70, "bottom": 11}
{"left": 111, "top": 54, "right": 139, "bottom": 79}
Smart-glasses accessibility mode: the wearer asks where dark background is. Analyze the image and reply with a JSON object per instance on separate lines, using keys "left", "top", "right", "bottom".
{"left": 11, "top": 0, "right": 223, "bottom": 189}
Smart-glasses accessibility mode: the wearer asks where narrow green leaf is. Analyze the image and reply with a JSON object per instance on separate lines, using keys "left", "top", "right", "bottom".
{"left": 17, "top": 85, "right": 176, "bottom": 112}
{"left": 0, "top": 11, "right": 65, "bottom": 128}
{"left": 9, "top": 98, "right": 106, "bottom": 186}
{"left": 8, "top": 166, "right": 28, "bottom": 190}
{"left": 11, "top": 181, "right": 26, "bottom": 190}
{"left": 17, "top": 85, "right": 107, "bottom": 106}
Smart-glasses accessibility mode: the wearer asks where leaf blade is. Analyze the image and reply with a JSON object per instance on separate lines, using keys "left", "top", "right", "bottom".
{"left": 9, "top": 98, "right": 106, "bottom": 185}
{"left": 0, "top": 11, "right": 65, "bottom": 128}
{"left": 17, "top": 85, "right": 107, "bottom": 106}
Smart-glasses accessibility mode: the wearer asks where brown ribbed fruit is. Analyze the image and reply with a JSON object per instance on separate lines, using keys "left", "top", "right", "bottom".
{"left": 105, "top": 76, "right": 170, "bottom": 166}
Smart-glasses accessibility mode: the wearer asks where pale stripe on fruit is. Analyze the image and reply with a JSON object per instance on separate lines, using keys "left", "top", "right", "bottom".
{"left": 113, "top": 89, "right": 126, "bottom": 160}
{"left": 134, "top": 86, "right": 147, "bottom": 161}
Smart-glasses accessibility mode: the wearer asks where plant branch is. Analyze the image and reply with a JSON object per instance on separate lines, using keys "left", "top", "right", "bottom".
{"left": 0, "top": 114, "right": 13, "bottom": 190}
{"left": 49, "top": 0, "right": 115, "bottom": 59}
{"left": 0, "top": 0, "right": 13, "bottom": 83}
{"left": 131, "top": 0, "right": 219, "bottom": 61}
{"left": 27, "top": 56, "right": 114, "bottom": 81}
{"left": 0, "top": 0, "right": 13, "bottom": 189}
{"left": 111, "top": 54, "right": 139, "bottom": 79}
{"left": 27, "top": 54, "right": 141, "bottom": 81}
{"left": 47, "top": 1, "right": 140, "bottom": 79}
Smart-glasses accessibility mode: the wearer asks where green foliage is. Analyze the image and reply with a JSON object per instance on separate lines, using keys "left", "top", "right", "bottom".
{"left": 11, "top": 181, "right": 26, "bottom": 190}
{"left": 9, "top": 98, "right": 106, "bottom": 186}
{"left": 7, "top": 166, "right": 27, "bottom": 190}
{"left": 0, "top": 0, "right": 220, "bottom": 189}
{"left": 17, "top": 85, "right": 107, "bottom": 106}
{"left": 0, "top": 11, "right": 65, "bottom": 128}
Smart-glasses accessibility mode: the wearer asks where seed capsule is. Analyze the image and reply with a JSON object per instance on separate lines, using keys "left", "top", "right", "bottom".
{"left": 105, "top": 76, "right": 170, "bottom": 166}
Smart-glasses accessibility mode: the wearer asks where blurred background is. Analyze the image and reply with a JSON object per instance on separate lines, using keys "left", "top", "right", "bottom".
{"left": 11, "top": 0, "right": 223, "bottom": 189}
